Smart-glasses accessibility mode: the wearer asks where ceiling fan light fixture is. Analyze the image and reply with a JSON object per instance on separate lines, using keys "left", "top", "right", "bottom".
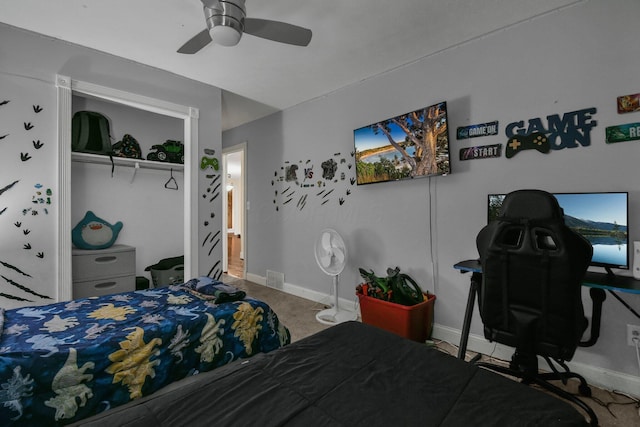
{"left": 205, "top": 0, "right": 245, "bottom": 47}
{"left": 209, "top": 25, "right": 242, "bottom": 46}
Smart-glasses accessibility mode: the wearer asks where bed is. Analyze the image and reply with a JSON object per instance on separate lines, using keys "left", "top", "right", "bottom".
{"left": 74, "top": 321, "right": 590, "bottom": 427}
{"left": 0, "top": 277, "right": 290, "bottom": 426}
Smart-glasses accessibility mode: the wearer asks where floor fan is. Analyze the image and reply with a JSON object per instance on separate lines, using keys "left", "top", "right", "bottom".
{"left": 314, "top": 229, "right": 358, "bottom": 325}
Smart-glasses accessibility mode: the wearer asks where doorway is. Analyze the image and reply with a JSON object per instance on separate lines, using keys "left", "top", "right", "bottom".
{"left": 222, "top": 143, "right": 246, "bottom": 278}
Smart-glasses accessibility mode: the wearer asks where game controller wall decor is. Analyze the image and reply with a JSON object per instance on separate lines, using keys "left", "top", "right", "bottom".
{"left": 456, "top": 107, "right": 598, "bottom": 161}
{"left": 505, "top": 133, "right": 550, "bottom": 158}
{"left": 272, "top": 152, "right": 355, "bottom": 212}
{"left": 504, "top": 107, "right": 597, "bottom": 151}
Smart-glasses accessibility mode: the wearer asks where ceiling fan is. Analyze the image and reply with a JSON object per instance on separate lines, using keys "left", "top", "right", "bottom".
{"left": 178, "top": 0, "right": 312, "bottom": 53}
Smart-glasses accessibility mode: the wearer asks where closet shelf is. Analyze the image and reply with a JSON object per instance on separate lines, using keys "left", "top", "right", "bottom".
{"left": 72, "top": 152, "right": 184, "bottom": 172}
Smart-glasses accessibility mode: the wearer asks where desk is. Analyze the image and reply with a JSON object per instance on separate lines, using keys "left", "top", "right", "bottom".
{"left": 454, "top": 259, "right": 640, "bottom": 360}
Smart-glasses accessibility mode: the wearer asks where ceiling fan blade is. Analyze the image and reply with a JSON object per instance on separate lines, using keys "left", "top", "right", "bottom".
{"left": 244, "top": 18, "right": 312, "bottom": 46}
{"left": 177, "top": 29, "right": 213, "bottom": 54}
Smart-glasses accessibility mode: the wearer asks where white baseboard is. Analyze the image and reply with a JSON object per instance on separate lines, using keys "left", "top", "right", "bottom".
{"left": 432, "top": 324, "right": 640, "bottom": 399}
{"left": 246, "top": 273, "right": 358, "bottom": 313}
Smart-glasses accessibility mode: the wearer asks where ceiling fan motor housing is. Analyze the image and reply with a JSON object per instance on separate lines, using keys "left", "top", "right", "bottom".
{"left": 205, "top": 0, "right": 246, "bottom": 46}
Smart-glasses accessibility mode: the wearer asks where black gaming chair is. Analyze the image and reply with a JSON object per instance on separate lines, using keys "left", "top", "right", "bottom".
{"left": 475, "top": 189, "right": 597, "bottom": 426}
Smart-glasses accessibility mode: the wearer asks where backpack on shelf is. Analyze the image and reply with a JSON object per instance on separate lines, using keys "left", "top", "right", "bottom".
{"left": 112, "top": 134, "right": 142, "bottom": 159}
{"left": 71, "top": 111, "right": 113, "bottom": 155}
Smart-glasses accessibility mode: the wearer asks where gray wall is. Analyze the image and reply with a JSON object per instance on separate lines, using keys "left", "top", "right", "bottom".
{"left": 223, "top": 0, "right": 640, "bottom": 385}
{"left": 0, "top": 23, "right": 222, "bottom": 307}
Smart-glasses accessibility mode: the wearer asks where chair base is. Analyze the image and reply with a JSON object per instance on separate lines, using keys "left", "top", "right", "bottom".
{"left": 476, "top": 353, "right": 598, "bottom": 427}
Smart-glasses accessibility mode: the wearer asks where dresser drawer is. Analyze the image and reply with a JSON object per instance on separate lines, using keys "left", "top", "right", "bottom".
{"left": 73, "top": 275, "right": 135, "bottom": 299}
{"left": 73, "top": 244, "right": 135, "bottom": 281}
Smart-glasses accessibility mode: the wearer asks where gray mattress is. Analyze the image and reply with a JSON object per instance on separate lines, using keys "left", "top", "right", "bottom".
{"left": 74, "top": 321, "right": 588, "bottom": 426}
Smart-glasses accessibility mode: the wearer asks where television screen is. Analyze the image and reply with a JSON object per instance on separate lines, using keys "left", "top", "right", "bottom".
{"left": 488, "top": 192, "right": 629, "bottom": 270}
{"left": 354, "top": 101, "right": 450, "bottom": 185}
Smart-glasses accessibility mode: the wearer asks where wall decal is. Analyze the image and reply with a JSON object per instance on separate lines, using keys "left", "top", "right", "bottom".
{"left": 272, "top": 152, "right": 354, "bottom": 212}
{"left": 505, "top": 107, "right": 597, "bottom": 150}
{"left": 0, "top": 180, "right": 19, "bottom": 196}
{"left": 2, "top": 275, "right": 51, "bottom": 300}
{"left": 200, "top": 147, "right": 223, "bottom": 280}
{"left": 0, "top": 79, "right": 57, "bottom": 307}
{"left": 285, "top": 164, "right": 298, "bottom": 181}
{"left": 506, "top": 133, "right": 549, "bottom": 158}
{"left": 457, "top": 121, "right": 499, "bottom": 140}
{"left": 0, "top": 259, "right": 31, "bottom": 277}
{"left": 617, "top": 93, "right": 640, "bottom": 114}
{"left": 605, "top": 123, "right": 640, "bottom": 144}
{"left": 200, "top": 156, "right": 219, "bottom": 170}
{"left": 459, "top": 144, "right": 502, "bottom": 160}
{"left": 321, "top": 159, "right": 337, "bottom": 180}
{"left": 207, "top": 260, "right": 221, "bottom": 280}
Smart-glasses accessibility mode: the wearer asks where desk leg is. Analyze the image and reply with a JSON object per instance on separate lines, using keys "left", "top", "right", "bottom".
{"left": 458, "top": 272, "right": 480, "bottom": 360}
{"left": 580, "top": 287, "right": 605, "bottom": 347}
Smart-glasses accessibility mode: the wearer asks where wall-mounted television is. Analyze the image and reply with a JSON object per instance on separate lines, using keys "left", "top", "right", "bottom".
{"left": 488, "top": 192, "right": 630, "bottom": 271}
{"left": 354, "top": 101, "right": 451, "bottom": 185}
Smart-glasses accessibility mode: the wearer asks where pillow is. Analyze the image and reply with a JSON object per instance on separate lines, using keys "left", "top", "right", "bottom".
{"left": 72, "top": 211, "right": 123, "bottom": 250}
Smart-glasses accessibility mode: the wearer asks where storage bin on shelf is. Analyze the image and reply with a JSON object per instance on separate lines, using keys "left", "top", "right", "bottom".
{"left": 145, "top": 255, "right": 184, "bottom": 287}
{"left": 357, "top": 290, "right": 436, "bottom": 342}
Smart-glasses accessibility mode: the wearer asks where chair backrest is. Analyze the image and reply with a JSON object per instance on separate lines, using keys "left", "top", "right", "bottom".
{"left": 476, "top": 189, "right": 593, "bottom": 361}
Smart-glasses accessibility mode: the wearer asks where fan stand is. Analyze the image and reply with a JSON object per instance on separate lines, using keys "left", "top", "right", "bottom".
{"left": 316, "top": 274, "right": 358, "bottom": 325}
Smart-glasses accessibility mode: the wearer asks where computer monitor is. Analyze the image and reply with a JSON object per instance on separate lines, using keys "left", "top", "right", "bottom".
{"left": 488, "top": 192, "right": 629, "bottom": 271}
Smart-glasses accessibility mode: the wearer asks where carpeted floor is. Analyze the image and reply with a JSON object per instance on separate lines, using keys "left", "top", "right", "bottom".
{"left": 223, "top": 275, "right": 640, "bottom": 427}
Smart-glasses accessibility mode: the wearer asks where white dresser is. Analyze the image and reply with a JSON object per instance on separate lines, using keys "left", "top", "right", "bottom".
{"left": 72, "top": 244, "right": 136, "bottom": 298}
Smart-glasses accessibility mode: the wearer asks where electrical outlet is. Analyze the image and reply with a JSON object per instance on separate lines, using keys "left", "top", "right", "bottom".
{"left": 627, "top": 324, "right": 640, "bottom": 346}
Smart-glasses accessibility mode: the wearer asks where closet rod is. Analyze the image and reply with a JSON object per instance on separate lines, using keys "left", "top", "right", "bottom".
{"left": 72, "top": 152, "right": 184, "bottom": 172}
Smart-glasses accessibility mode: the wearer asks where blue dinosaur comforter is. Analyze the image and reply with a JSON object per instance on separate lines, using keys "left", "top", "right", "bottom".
{"left": 0, "top": 277, "right": 290, "bottom": 426}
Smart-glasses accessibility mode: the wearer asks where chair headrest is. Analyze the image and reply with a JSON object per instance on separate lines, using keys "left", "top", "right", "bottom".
{"left": 499, "top": 190, "right": 564, "bottom": 222}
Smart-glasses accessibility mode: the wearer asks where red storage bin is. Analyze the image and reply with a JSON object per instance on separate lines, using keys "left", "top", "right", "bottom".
{"left": 357, "top": 292, "right": 436, "bottom": 342}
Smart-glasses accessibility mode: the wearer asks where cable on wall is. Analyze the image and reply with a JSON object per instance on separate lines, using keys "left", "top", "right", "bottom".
{"left": 427, "top": 176, "right": 439, "bottom": 296}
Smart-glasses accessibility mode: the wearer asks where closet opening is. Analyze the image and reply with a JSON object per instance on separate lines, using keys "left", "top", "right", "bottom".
{"left": 56, "top": 75, "right": 199, "bottom": 301}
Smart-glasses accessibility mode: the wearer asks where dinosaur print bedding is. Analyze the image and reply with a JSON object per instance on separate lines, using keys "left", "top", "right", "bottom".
{"left": 0, "top": 277, "right": 290, "bottom": 426}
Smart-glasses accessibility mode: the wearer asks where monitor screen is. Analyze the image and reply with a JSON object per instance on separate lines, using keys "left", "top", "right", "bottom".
{"left": 488, "top": 192, "right": 629, "bottom": 270}
{"left": 354, "top": 101, "right": 451, "bottom": 185}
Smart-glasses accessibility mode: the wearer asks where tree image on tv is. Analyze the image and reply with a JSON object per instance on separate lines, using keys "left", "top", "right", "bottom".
{"left": 355, "top": 102, "right": 450, "bottom": 185}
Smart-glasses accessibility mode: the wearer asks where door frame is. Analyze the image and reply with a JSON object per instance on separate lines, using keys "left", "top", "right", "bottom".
{"left": 222, "top": 142, "right": 247, "bottom": 277}
{"left": 56, "top": 75, "right": 199, "bottom": 301}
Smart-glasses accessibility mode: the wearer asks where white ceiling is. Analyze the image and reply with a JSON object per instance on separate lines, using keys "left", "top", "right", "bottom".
{"left": 0, "top": 0, "right": 580, "bottom": 131}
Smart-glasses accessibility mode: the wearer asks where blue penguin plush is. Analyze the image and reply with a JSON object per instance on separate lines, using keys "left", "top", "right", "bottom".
{"left": 72, "top": 211, "right": 123, "bottom": 250}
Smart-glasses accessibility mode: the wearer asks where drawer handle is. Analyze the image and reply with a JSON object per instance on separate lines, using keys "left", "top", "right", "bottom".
{"left": 94, "top": 281, "right": 117, "bottom": 289}
{"left": 94, "top": 256, "right": 117, "bottom": 264}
